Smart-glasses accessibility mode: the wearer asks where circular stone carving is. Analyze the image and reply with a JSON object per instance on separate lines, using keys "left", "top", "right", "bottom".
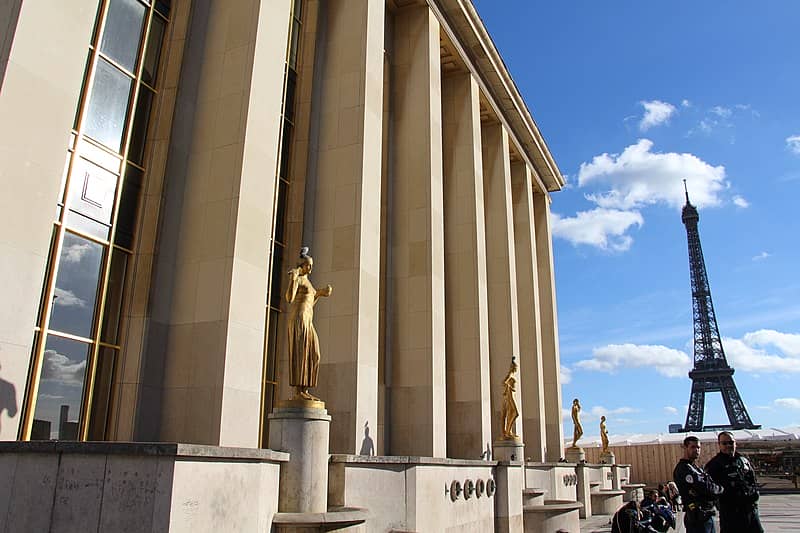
{"left": 450, "top": 480, "right": 462, "bottom": 502}
{"left": 486, "top": 478, "right": 496, "bottom": 497}
{"left": 464, "top": 479, "right": 474, "bottom": 499}
{"left": 476, "top": 479, "right": 485, "bottom": 498}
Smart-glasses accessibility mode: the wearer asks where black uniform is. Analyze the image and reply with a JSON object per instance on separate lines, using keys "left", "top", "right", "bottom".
{"left": 705, "top": 452, "right": 764, "bottom": 533}
{"left": 673, "top": 458, "right": 724, "bottom": 533}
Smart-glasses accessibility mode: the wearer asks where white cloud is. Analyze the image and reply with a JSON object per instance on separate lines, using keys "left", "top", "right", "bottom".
{"left": 41, "top": 350, "right": 86, "bottom": 386}
{"left": 53, "top": 288, "right": 86, "bottom": 308}
{"left": 732, "top": 195, "right": 749, "bottom": 208}
{"left": 724, "top": 334, "right": 800, "bottom": 374}
{"left": 663, "top": 406, "right": 679, "bottom": 415}
{"left": 578, "top": 139, "right": 727, "bottom": 211}
{"left": 786, "top": 135, "right": 800, "bottom": 155}
{"left": 710, "top": 106, "right": 732, "bottom": 118}
{"left": 742, "top": 329, "right": 800, "bottom": 357}
{"left": 774, "top": 398, "right": 800, "bottom": 410}
{"left": 63, "top": 243, "right": 93, "bottom": 264}
{"left": 681, "top": 99, "right": 691, "bottom": 108}
{"left": 551, "top": 208, "right": 643, "bottom": 252}
{"left": 752, "top": 251, "right": 770, "bottom": 262}
{"left": 574, "top": 343, "right": 692, "bottom": 378}
{"left": 639, "top": 100, "right": 676, "bottom": 131}
{"left": 560, "top": 365, "right": 572, "bottom": 384}
{"left": 561, "top": 404, "right": 638, "bottom": 422}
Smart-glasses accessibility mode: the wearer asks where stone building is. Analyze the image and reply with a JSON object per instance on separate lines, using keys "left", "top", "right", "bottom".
{"left": 0, "top": 1, "right": 592, "bottom": 531}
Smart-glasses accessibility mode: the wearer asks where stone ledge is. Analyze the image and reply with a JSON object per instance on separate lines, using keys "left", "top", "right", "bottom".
{"left": 524, "top": 500, "right": 584, "bottom": 513}
{"left": 0, "top": 441, "right": 289, "bottom": 462}
{"left": 526, "top": 461, "right": 579, "bottom": 467}
{"left": 272, "top": 507, "right": 368, "bottom": 526}
{"left": 330, "top": 454, "right": 497, "bottom": 467}
{"left": 523, "top": 488, "right": 547, "bottom": 496}
{"left": 591, "top": 490, "right": 625, "bottom": 496}
{"left": 621, "top": 483, "right": 646, "bottom": 489}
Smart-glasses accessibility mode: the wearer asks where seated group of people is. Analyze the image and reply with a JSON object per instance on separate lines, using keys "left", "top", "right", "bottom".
{"left": 611, "top": 489, "right": 678, "bottom": 533}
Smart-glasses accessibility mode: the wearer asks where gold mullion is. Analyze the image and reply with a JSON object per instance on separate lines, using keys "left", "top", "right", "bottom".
{"left": 80, "top": 3, "right": 156, "bottom": 441}
{"left": 46, "top": 329, "right": 96, "bottom": 345}
{"left": 99, "top": 340, "right": 122, "bottom": 350}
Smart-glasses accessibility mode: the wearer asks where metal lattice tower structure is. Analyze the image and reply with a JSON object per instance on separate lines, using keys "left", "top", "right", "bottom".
{"left": 681, "top": 182, "right": 759, "bottom": 432}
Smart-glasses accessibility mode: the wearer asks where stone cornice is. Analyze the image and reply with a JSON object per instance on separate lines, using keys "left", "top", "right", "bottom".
{"left": 431, "top": 0, "right": 565, "bottom": 192}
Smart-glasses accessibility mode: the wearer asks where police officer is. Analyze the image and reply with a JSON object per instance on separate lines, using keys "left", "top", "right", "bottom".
{"left": 705, "top": 432, "right": 764, "bottom": 532}
{"left": 673, "top": 435, "right": 724, "bottom": 533}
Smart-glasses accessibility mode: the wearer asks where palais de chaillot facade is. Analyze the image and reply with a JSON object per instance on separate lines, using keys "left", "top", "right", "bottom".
{"left": 0, "top": 1, "right": 574, "bottom": 531}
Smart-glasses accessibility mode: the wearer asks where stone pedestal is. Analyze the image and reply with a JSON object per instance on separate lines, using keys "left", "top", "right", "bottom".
{"left": 269, "top": 402, "right": 331, "bottom": 513}
{"left": 564, "top": 446, "right": 585, "bottom": 463}
{"left": 599, "top": 450, "right": 616, "bottom": 464}
{"left": 493, "top": 438, "right": 524, "bottom": 462}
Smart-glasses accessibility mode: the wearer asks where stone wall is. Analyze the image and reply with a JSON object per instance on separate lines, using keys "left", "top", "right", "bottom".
{"left": 0, "top": 442, "right": 287, "bottom": 532}
{"left": 329, "top": 455, "right": 499, "bottom": 532}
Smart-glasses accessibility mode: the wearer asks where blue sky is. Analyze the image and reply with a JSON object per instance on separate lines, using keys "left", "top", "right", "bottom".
{"left": 473, "top": 1, "right": 800, "bottom": 438}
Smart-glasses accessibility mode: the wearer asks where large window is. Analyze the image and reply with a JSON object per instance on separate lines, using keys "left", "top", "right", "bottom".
{"left": 260, "top": 0, "right": 304, "bottom": 445}
{"left": 23, "top": 0, "right": 170, "bottom": 441}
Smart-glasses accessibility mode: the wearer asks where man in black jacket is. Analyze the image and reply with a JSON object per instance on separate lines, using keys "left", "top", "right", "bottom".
{"left": 673, "top": 436, "right": 724, "bottom": 533}
{"left": 705, "top": 432, "right": 764, "bottom": 533}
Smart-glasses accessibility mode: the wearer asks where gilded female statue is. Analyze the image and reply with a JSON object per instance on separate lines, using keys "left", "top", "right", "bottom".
{"left": 285, "top": 248, "right": 332, "bottom": 401}
{"left": 501, "top": 357, "right": 519, "bottom": 439}
{"left": 600, "top": 415, "right": 609, "bottom": 452}
{"left": 571, "top": 398, "right": 583, "bottom": 448}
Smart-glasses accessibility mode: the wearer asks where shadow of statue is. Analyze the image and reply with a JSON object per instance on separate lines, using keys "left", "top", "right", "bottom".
{"left": 359, "top": 421, "right": 375, "bottom": 456}
{"left": 0, "top": 362, "right": 19, "bottom": 433}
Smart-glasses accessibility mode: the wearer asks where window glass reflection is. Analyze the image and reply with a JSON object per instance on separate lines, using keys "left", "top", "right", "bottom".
{"left": 87, "top": 347, "right": 116, "bottom": 440}
{"left": 100, "top": 249, "right": 128, "bottom": 343}
{"left": 100, "top": 0, "right": 146, "bottom": 73}
{"left": 84, "top": 58, "right": 133, "bottom": 152}
{"left": 30, "top": 335, "right": 90, "bottom": 440}
{"left": 128, "top": 86, "right": 154, "bottom": 165}
{"left": 67, "top": 157, "right": 119, "bottom": 227}
{"left": 115, "top": 165, "right": 143, "bottom": 248}
{"left": 142, "top": 14, "right": 165, "bottom": 85}
{"left": 49, "top": 232, "right": 105, "bottom": 339}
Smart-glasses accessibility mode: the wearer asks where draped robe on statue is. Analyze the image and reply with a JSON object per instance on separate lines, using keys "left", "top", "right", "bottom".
{"left": 286, "top": 274, "right": 321, "bottom": 388}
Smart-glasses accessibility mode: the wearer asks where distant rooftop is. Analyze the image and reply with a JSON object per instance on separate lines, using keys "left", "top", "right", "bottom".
{"left": 566, "top": 426, "right": 800, "bottom": 447}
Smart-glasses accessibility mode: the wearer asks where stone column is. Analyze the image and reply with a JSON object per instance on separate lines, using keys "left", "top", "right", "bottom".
{"left": 494, "top": 461, "right": 524, "bottom": 533}
{"left": 481, "top": 123, "right": 522, "bottom": 445}
{"left": 441, "top": 71, "right": 492, "bottom": 459}
{"left": 144, "top": 0, "right": 293, "bottom": 447}
{"left": 303, "top": 0, "right": 384, "bottom": 455}
{"left": 575, "top": 463, "right": 593, "bottom": 518}
{"left": 511, "top": 162, "right": 546, "bottom": 462}
{"left": 533, "top": 190, "right": 564, "bottom": 461}
{"left": 0, "top": 1, "right": 97, "bottom": 440}
{"left": 388, "top": 5, "right": 447, "bottom": 457}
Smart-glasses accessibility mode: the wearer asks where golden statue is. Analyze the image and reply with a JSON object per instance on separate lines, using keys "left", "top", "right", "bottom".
{"left": 600, "top": 415, "right": 609, "bottom": 452}
{"left": 501, "top": 357, "right": 519, "bottom": 440}
{"left": 285, "top": 248, "right": 332, "bottom": 401}
{"left": 570, "top": 398, "right": 583, "bottom": 448}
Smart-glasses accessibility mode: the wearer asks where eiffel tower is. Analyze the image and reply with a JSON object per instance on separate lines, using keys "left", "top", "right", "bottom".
{"left": 681, "top": 182, "right": 759, "bottom": 432}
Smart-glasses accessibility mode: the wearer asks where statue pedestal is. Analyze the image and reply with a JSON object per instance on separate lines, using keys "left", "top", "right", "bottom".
{"left": 493, "top": 437, "right": 524, "bottom": 462}
{"left": 268, "top": 401, "right": 331, "bottom": 513}
{"left": 565, "top": 446, "right": 585, "bottom": 463}
{"left": 599, "top": 450, "right": 616, "bottom": 464}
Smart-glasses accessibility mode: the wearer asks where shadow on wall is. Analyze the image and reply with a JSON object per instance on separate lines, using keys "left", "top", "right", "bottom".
{"left": 359, "top": 421, "right": 375, "bottom": 456}
{"left": 0, "top": 362, "right": 20, "bottom": 433}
